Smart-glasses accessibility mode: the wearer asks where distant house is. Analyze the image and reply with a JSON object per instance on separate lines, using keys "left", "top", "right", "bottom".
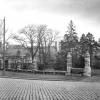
{"left": 0, "top": 44, "right": 31, "bottom": 69}
{"left": 0, "top": 43, "right": 58, "bottom": 70}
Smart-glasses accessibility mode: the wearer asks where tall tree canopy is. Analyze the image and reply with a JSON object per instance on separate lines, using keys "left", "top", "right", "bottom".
{"left": 64, "top": 20, "right": 78, "bottom": 51}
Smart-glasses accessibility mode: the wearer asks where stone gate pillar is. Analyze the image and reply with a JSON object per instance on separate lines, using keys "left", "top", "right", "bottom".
{"left": 67, "top": 52, "right": 72, "bottom": 75}
{"left": 84, "top": 51, "right": 91, "bottom": 77}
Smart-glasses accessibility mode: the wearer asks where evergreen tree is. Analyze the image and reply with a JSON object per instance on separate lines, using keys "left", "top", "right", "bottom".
{"left": 64, "top": 20, "right": 78, "bottom": 51}
{"left": 79, "top": 32, "right": 99, "bottom": 67}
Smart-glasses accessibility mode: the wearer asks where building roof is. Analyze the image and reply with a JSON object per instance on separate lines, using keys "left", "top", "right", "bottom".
{"left": 6, "top": 45, "right": 30, "bottom": 57}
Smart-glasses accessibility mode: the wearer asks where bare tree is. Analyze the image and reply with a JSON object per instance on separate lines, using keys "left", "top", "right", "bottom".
{"left": 38, "top": 26, "right": 59, "bottom": 68}
{"left": 12, "top": 25, "right": 39, "bottom": 64}
{"left": 12, "top": 24, "right": 46, "bottom": 64}
{"left": 12, "top": 24, "right": 58, "bottom": 70}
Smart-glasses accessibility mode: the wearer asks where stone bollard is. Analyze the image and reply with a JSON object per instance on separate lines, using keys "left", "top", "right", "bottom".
{"left": 1, "top": 59, "right": 3, "bottom": 70}
{"left": 34, "top": 58, "right": 37, "bottom": 70}
{"left": 8, "top": 60, "right": 11, "bottom": 69}
{"left": 84, "top": 51, "right": 91, "bottom": 77}
{"left": 66, "top": 52, "right": 72, "bottom": 75}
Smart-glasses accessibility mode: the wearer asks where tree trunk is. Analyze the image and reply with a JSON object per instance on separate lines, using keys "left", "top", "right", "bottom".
{"left": 30, "top": 41, "right": 34, "bottom": 64}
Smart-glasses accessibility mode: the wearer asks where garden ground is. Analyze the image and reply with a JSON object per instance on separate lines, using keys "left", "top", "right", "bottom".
{"left": 0, "top": 70, "right": 87, "bottom": 81}
{"left": 0, "top": 70, "right": 100, "bottom": 82}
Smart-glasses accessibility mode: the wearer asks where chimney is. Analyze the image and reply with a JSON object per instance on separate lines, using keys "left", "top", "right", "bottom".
{"left": 55, "top": 41, "right": 57, "bottom": 51}
{"left": 0, "top": 42, "right": 2, "bottom": 48}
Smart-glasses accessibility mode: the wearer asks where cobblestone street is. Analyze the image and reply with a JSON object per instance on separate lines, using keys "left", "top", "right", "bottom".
{"left": 0, "top": 78, "right": 100, "bottom": 100}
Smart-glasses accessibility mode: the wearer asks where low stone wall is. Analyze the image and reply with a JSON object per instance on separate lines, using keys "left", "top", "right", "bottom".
{"left": 91, "top": 69, "right": 100, "bottom": 76}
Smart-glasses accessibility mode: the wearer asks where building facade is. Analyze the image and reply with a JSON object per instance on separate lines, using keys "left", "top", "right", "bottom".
{"left": 0, "top": 43, "right": 58, "bottom": 70}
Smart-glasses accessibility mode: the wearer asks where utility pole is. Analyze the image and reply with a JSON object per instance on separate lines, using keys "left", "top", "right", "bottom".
{"left": 3, "top": 17, "right": 5, "bottom": 72}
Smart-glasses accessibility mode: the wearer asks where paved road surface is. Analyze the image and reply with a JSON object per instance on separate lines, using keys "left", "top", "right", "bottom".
{"left": 0, "top": 78, "right": 100, "bottom": 100}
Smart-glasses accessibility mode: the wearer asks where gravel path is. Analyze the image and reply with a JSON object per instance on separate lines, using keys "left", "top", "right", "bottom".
{"left": 0, "top": 78, "right": 100, "bottom": 100}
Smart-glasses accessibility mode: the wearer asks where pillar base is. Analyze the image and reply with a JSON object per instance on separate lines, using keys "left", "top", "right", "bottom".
{"left": 66, "top": 72, "right": 71, "bottom": 76}
{"left": 67, "top": 67, "right": 71, "bottom": 75}
{"left": 84, "top": 67, "right": 91, "bottom": 77}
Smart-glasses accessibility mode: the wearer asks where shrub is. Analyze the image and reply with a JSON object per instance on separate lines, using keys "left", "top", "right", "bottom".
{"left": 93, "top": 61, "right": 100, "bottom": 69}
{"left": 37, "top": 63, "right": 45, "bottom": 70}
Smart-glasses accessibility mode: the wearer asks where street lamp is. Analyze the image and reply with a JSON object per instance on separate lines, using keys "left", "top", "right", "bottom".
{"left": 3, "top": 17, "right": 5, "bottom": 72}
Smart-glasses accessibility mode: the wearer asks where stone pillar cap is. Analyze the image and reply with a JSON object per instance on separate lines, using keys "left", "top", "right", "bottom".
{"left": 67, "top": 52, "right": 71, "bottom": 58}
{"left": 85, "top": 51, "right": 90, "bottom": 57}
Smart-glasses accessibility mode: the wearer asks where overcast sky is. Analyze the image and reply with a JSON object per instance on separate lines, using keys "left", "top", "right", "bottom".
{"left": 0, "top": 0, "right": 100, "bottom": 41}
